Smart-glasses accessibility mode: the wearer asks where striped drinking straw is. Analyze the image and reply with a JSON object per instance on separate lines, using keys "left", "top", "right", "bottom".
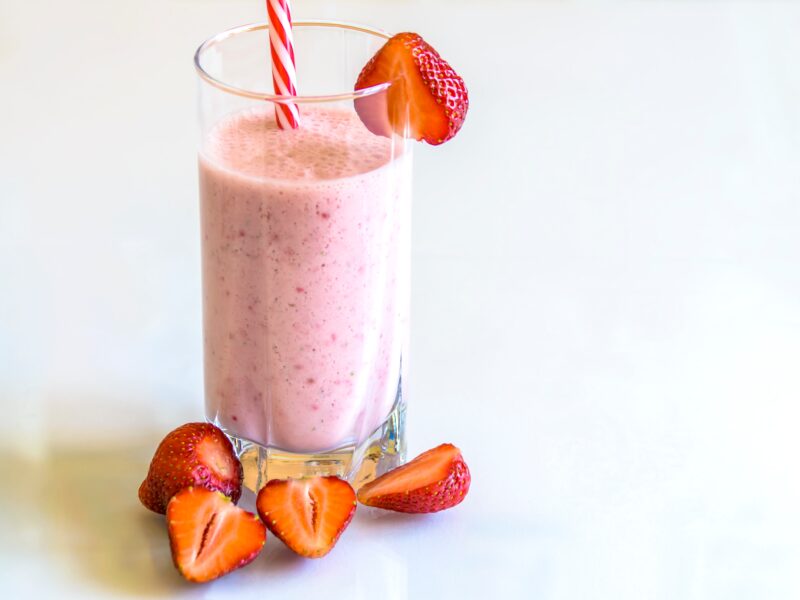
{"left": 267, "top": 0, "right": 299, "bottom": 129}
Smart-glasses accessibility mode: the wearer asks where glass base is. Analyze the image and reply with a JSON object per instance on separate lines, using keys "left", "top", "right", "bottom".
{"left": 225, "top": 400, "right": 406, "bottom": 493}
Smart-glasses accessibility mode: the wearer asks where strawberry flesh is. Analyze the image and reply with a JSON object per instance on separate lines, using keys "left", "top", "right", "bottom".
{"left": 357, "top": 443, "right": 471, "bottom": 513}
{"left": 139, "top": 422, "right": 243, "bottom": 514}
{"left": 167, "top": 487, "right": 266, "bottom": 583}
{"left": 256, "top": 476, "right": 356, "bottom": 558}
{"left": 355, "top": 32, "right": 468, "bottom": 145}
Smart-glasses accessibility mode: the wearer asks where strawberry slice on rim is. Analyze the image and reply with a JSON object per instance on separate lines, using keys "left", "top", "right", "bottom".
{"left": 355, "top": 32, "right": 469, "bottom": 145}
{"left": 255, "top": 476, "right": 356, "bottom": 558}
{"left": 357, "top": 443, "right": 471, "bottom": 513}
{"left": 166, "top": 487, "right": 266, "bottom": 583}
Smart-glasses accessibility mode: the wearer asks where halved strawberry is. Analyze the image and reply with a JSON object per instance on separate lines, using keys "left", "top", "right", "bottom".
{"left": 139, "top": 422, "right": 243, "bottom": 514}
{"left": 166, "top": 487, "right": 266, "bottom": 583}
{"left": 255, "top": 476, "right": 356, "bottom": 558}
{"left": 354, "top": 32, "right": 468, "bottom": 145}
{"left": 357, "top": 443, "right": 470, "bottom": 513}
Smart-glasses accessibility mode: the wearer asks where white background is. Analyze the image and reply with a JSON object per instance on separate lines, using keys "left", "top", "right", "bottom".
{"left": 2, "top": 1, "right": 800, "bottom": 598}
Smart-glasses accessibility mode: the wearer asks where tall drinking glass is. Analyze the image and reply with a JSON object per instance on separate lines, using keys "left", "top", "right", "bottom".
{"left": 194, "top": 22, "right": 411, "bottom": 491}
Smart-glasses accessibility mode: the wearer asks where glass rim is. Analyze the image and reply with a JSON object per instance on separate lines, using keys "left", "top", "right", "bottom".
{"left": 194, "top": 20, "right": 392, "bottom": 104}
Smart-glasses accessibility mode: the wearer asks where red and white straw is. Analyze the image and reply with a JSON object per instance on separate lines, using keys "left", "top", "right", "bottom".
{"left": 267, "top": 0, "right": 299, "bottom": 129}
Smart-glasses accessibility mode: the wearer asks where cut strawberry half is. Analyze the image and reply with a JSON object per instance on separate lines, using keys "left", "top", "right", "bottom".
{"left": 354, "top": 32, "right": 468, "bottom": 145}
{"left": 139, "top": 422, "right": 243, "bottom": 514}
{"left": 357, "top": 443, "right": 471, "bottom": 513}
{"left": 255, "top": 476, "right": 356, "bottom": 558}
{"left": 166, "top": 487, "right": 266, "bottom": 583}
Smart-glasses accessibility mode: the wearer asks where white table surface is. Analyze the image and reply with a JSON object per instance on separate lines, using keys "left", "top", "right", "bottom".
{"left": 3, "top": 1, "right": 800, "bottom": 598}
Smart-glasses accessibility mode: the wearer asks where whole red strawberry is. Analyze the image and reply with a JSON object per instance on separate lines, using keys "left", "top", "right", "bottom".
{"left": 355, "top": 32, "right": 469, "bottom": 145}
{"left": 139, "top": 422, "right": 243, "bottom": 514}
{"left": 357, "top": 443, "right": 470, "bottom": 513}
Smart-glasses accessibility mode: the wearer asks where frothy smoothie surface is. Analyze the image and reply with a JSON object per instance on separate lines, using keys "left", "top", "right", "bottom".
{"left": 200, "top": 105, "right": 410, "bottom": 454}
{"left": 203, "top": 106, "right": 394, "bottom": 180}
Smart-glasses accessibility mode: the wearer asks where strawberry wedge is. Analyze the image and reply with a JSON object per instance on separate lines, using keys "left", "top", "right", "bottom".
{"left": 355, "top": 32, "right": 468, "bottom": 145}
{"left": 357, "top": 443, "right": 471, "bottom": 513}
{"left": 167, "top": 487, "right": 266, "bottom": 583}
{"left": 256, "top": 476, "right": 356, "bottom": 558}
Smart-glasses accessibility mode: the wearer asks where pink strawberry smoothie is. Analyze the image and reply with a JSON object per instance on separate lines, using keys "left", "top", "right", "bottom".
{"left": 199, "top": 105, "right": 410, "bottom": 453}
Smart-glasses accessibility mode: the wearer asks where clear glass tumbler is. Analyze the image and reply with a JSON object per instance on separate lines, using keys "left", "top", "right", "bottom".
{"left": 195, "top": 21, "right": 411, "bottom": 491}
